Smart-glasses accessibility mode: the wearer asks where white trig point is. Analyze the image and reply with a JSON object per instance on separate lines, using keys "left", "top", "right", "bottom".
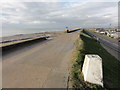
{"left": 82, "top": 54, "right": 103, "bottom": 87}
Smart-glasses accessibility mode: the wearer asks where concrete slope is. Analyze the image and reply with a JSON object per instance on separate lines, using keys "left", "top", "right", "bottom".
{"left": 2, "top": 31, "right": 79, "bottom": 88}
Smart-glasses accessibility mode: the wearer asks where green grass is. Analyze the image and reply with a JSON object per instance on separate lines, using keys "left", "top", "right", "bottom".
{"left": 71, "top": 30, "right": 120, "bottom": 89}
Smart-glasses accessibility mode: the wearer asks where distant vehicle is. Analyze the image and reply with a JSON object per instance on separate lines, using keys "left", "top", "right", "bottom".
{"left": 116, "top": 37, "right": 120, "bottom": 42}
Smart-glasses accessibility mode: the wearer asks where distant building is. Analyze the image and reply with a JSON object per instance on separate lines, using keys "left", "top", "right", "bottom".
{"left": 106, "top": 32, "right": 119, "bottom": 38}
{"left": 95, "top": 28, "right": 105, "bottom": 34}
{"left": 115, "top": 29, "right": 120, "bottom": 32}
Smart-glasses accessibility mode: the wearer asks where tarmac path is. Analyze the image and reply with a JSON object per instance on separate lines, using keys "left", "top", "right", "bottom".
{"left": 2, "top": 31, "right": 79, "bottom": 88}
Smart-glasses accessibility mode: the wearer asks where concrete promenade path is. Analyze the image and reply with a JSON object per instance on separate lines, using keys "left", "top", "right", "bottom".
{"left": 2, "top": 31, "right": 79, "bottom": 88}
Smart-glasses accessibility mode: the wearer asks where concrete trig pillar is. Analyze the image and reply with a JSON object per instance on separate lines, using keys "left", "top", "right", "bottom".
{"left": 82, "top": 54, "right": 103, "bottom": 87}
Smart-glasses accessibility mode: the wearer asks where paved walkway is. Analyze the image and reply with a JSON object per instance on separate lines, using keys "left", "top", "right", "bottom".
{"left": 2, "top": 31, "right": 79, "bottom": 88}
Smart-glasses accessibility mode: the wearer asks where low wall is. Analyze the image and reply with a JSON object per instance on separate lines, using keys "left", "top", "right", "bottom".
{"left": 2, "top": 37, "right": 47, "bottom": 54}
{"left": 67, "top": 28, "right": 80, "bottom": 33}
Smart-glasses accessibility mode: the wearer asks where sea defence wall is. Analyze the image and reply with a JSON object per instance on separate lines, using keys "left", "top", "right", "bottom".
{"left": 82, "top": 54, "right": 103, "bottom": 87}
{"left": 67, "top": 28, "right": 80, "bottom": 33}
{"left": 1, "top": 36, "right": 47, "bottom": 54}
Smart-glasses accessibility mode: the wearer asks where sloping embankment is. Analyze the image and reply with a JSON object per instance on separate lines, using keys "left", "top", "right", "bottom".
{"left": 71, "top": 30, "right": 120, "bottom": 89}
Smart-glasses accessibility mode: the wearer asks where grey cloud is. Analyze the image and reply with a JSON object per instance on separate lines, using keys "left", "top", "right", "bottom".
{"left": 1, "top": 2, "right": 117, "bottom": 31}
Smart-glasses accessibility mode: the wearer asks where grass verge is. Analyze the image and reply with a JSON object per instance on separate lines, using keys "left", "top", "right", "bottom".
{"left": 71, "top": 30, "right": 120, "bottom": 89}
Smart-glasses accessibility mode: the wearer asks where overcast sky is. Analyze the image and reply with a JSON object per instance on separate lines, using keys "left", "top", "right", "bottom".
{"left": 1, "top": 1, "right": 118, "bottom": 31}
